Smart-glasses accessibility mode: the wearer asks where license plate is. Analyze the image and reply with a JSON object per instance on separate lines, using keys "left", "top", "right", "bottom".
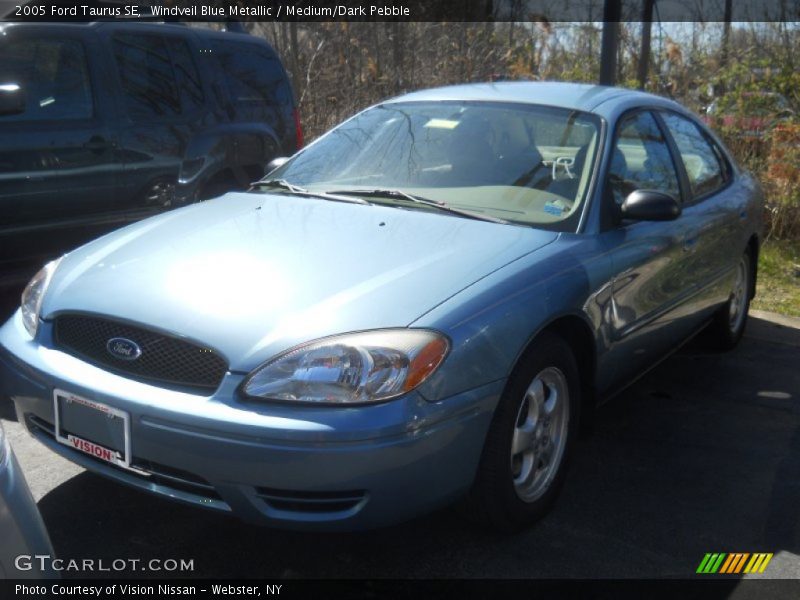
{"left": 53, "top": 389, "right": 132, "bottom": 470}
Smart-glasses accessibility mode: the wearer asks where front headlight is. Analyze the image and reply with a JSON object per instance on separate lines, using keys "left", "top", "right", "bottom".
{"left": 241, "top": 329, "right": 449, "bottom": 405}
{"left": 21, "top": 257, "right": 63, "bottom": 338}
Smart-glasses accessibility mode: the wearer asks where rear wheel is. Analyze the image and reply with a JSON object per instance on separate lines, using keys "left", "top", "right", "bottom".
{"left": 459, "top": 333, "right": 580, "bottom": 532}
{"left": 707, "top": 250, "right": 752, "bottom": 351}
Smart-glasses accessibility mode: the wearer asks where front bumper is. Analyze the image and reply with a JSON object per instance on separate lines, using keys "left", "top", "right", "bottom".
{"left": 0, "top": 311, "right": 501, "bottom": 531}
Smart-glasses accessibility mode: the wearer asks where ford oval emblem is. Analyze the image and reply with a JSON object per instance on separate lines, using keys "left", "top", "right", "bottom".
{"left": 106, "top": 337, "right": 142, "bottom": 361}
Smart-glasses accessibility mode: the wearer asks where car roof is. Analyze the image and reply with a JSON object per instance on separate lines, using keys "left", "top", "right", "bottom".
{"left": 0, "top": 21, "right": 256, "bottom": 40}
{"left": 384, "top": 81, "right": 676, "bottom": 115}
{"left": 0, "top": 21, "right": 278, "bottom": 53}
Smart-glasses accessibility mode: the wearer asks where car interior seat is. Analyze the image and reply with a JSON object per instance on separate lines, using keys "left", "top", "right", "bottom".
{"left": 443, "top": 116, "right": 499, "bottom": 186}
{"left": 546, "top": 144, "right": 590, "bottom": 201}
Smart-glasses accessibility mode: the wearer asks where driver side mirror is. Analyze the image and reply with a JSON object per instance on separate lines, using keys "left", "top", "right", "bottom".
{"left": 0, "top": 84, "right": 25, "bottom": 117}
{"left": 266, "top": 156, "right": 289, "bottom": 175}
{"left": 621, "top": 190, "right": 681, "bottom": 222}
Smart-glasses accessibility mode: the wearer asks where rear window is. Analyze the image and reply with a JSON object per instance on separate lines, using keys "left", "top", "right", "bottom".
{"left": 112, "top": 33, "right": 181, "bottom": 120}
{"left": 211, "top": 40, "right": 292, "bottom": 123}
{"left": 165, "top": 38, "right": 204, "bottom": 113}
{"left": 660, "top": 112, "right": 727, "bottom": 198}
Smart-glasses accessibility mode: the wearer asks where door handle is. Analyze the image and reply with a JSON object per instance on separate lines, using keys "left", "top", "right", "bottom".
{"left": 83, "top": 136, "right": 111, "bottom": 153}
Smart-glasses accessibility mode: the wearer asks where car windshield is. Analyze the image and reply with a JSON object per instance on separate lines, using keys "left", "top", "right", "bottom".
{"left": 263, "top": 101, "right": 602, "bottom": 231}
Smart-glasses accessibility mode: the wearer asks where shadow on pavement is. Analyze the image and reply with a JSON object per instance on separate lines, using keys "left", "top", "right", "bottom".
{"left": 1, "top": 290, "right": 20, "bottom": 422}
{"left": 0, "top": 398, "right": 16, "bottom": 422}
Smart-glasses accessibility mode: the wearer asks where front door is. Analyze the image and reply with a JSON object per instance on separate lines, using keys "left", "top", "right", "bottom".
{"left": 599, "top": 110, "right": 694, "bottom": 387}
{"left": 0, "top": 29, "right": 119, "bottom": 279}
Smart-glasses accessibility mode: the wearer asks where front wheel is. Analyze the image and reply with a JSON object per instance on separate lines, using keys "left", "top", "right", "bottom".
{"left": 707, "top": 250, "right": 752, "bottom": 351}
{"left": 459, "top": 333, "right": 580, "bottom": 532}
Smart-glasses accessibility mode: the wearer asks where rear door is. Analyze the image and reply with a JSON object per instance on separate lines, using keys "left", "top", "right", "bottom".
{"left": 657, "top": 110, "right": 741, "bottom": 319}
{"left": 0, "top": 28, "right": 119, "bottom": 276}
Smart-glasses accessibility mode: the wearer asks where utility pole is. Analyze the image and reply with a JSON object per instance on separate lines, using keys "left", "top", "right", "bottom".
{"left": 599, "top": 0, "right": 621, "bottom": 86}
{"left": 637, "top": 0, "right": 654, "bottom": 89}
{"left": 721, "top": 0, "right": 732, "bottom": 67}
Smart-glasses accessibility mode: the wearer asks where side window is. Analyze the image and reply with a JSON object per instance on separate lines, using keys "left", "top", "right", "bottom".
{"left": 607, "top": 111, "right": 680, "bottom": 205}
{"left": 660, "top": 112, "right": 726, "bottom": 198}
{"left": 211, "top": 40, "right": 292, "bottom": 122}
{"left": 112, "top": 33, "right": 180, "bottom": 120}
{"left": 0, "top": 37, "right": 93, "bottom": 121}
{"left": 165, "top": 38, "right": 204, "bottom": 113}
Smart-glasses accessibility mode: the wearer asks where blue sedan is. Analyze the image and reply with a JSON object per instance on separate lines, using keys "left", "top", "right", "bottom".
{"left": 0, "top": 82, "right": 763, "bottom": 531}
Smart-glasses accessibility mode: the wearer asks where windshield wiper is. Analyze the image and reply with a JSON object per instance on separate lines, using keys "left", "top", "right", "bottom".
{"left": 253, "top": 178, "right": 307, "bottom": 194}
{"left": 326, "top": 188, "right": 510, "bottom": 224}
{"left": 253, "top": 179, "right": 370, "bottom": 205}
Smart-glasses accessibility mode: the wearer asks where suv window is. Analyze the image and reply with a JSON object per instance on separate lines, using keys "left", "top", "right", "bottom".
{"left": 660, "top": 112, "right": 726, "bottom": 198}
{"left": 211, "top": 40, "right": 292, "bottom": 122}
{"left": 112, "top": 33, "right": 180, "bottom": 120}
{"left": 0, "top": 37, "right": 93, "bottom": 121}
{"left": 165, "top": 37, "right": 204, "bottom": 113}
{"left": 607, "top": 111, "right": 680, "bottom": 205}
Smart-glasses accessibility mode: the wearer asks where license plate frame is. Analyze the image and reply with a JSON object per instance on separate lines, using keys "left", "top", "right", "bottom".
{"left": 53, "top": 388, "right": 132, "bottom": 470}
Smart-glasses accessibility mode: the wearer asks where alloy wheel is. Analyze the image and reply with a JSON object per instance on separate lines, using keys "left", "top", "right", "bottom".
{"left": 510, "top": 366, "right": 570, "bottom": 502}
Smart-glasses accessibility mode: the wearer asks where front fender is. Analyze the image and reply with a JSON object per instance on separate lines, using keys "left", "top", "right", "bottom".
{"left": 412, "top": 235, "right": 615, "bottom": 403}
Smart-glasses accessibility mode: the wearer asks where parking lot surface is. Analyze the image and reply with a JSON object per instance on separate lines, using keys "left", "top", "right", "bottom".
{"left": 1, "top": 307, "right": 799, "bottom": 580}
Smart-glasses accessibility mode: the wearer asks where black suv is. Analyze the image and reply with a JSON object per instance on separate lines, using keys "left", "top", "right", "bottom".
{"left": 0, "top": 21, "right": 301, "bottom": 288}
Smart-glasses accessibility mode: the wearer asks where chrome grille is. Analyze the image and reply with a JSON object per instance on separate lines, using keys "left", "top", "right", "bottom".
{"left": 53, "top": 314, "right": 227, "bottom": 392}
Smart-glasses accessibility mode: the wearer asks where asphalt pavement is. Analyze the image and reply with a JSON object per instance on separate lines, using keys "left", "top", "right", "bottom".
{"left": 1, "top": 307, "right": 799, "bottom": 580}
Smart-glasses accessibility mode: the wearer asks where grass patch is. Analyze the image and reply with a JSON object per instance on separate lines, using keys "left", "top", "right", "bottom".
{"left": 752, "top": 240, "right": 800, "bottom": 317}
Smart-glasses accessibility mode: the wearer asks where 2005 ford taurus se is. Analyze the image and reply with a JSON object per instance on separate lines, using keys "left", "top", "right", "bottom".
{"left": 0, "top": 82, "right": 762, "bottom": 531}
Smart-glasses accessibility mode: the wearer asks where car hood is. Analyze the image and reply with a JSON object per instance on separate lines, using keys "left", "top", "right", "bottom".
{"left": 42, "top": 192, "right": 557, "bottom": 371}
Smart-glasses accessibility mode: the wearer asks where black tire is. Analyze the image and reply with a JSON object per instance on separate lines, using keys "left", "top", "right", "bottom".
{"left": 459, "top": 332, "right": 581, "bottom": 532}
{"left": 706, "top": 249, "right": 753, "bottom": 351}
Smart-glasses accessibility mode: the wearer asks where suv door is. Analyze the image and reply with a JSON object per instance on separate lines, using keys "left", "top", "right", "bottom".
{"left": 599, "top": 110, "right": 693, "bottom": 388}
{"left": 0, "top": 28, "right": 119, "bottom": 283}
{"left": 657, "top": 111, "right": 740, "bottom": 320}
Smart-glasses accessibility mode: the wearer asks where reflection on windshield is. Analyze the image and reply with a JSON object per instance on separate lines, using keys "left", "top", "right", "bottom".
{"left": 268, "top": 101, "right": 601, "bottom": 230}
